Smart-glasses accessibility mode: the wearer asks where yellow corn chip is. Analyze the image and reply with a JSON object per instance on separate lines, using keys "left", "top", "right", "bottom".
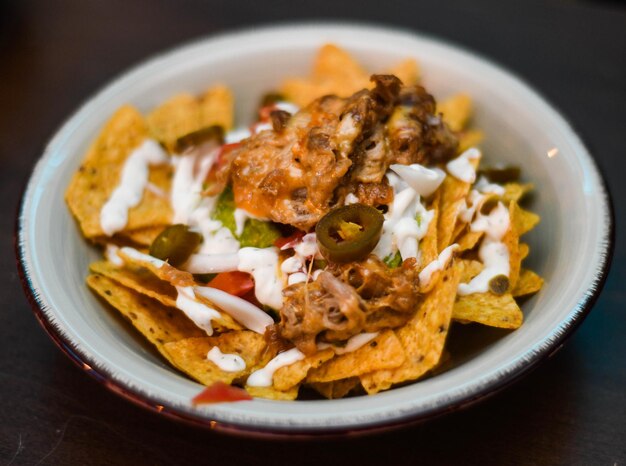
{"left": 307, "top": 330, "right": 405, "bottom": 384}
{"left": 120, "top": 226, "right": 166, "bottom": 247}
{"left": 502, "top": 183, "right": 533, "bottom": 204}
{"left": 418, "top": 191, "right": 440, "bottom": 270}
{"left": 438, "top": 93, "right": 472, "bottom": 132}
{"left": 65, "top": 106, "right": 173, "bottom": 238}
{"left": 117, "top": 248, "right": 195, "bottom": 287}
{"left": 453, "top": 292, "right": 523, "bottom": 329}
{"left": 504, "top": 201, "right": 522, "bottom": 289}
{"left": 386, "top": 58, "right": 420, "bottom": 85}
{"left": 457, "top": 228, "right": 483, "bottom": 252}
{"left": 273, "top": 348, "right": 335, "bottom": 391}
{"left": 162, "top": 332, "right": 266, "bottom": 386}
{"left": 309, "top": 378, "right": 360, "bottom": 399}
{"left": 519, "top": 242, "right": 530, "bottom": 260}
{"left": 512, "top": 268, "right": 544, "bottom": 297}
{"left": 437, "top": 163, "right": 478, "bottom": 251}
{"left": 361, "top": 261, "right": 461, "bottom": 394}
{"left": 458, "top": 259, "right": 483, "bottom": 283}
{"left": 200, "top": 84, "right": 234, "bottom": 131}
{"left": 312, "top": 43, "right": 368, "bottom": 87}
{"left": 510, "top": 202, "right": 540, "bottom": 235}
{"left": 86, "top": 274, "right": 203, "bottom": 365}
{"left": 245, "top": 385, "right": 299, "bottom": 401}
{"left": 147, "top": 93, "right": 201, "bottom": 151}
{"left": 457, "top": 129, "right": 484, "bottom": 153}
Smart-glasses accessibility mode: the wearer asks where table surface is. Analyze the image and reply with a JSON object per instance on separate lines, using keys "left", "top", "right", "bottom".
{"left": 2, "top": 0, "right": 625, "bottom": 464}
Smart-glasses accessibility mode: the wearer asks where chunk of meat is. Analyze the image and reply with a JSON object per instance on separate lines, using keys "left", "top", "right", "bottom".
{"left": 227, "top": 76, "right": 402, "bottom": 230}
{"left": 388, "top": 85, "right": 458, "bottom": 165}
{"left": 278, "top": 255, "right": 420, "bottom": 354}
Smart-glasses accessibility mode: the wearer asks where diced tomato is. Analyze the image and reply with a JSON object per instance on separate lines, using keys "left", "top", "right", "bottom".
{"left": 274, "top": 230, "right": 305, "bottom": 250}
{"left": 207, "top": 271, "right": 254, "bottom": 297}
{"left": 192, "top": 382, "right": 252, "bottom": 404}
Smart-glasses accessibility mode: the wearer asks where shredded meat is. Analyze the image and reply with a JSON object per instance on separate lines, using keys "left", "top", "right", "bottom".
{"left": 387, "top": 85, "right": 458, "bottom": 165}
{"left": 214, "top": 74, "right": 457, "bottom": 230}
{"left": 278, "top": 256, "right": 420, "bottom": 354}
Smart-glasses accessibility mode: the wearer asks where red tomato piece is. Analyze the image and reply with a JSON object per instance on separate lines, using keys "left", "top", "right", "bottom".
{"left": 207, "top": 271, "right": 254, "bottom": 297}
{"left": 192, "top": 382, "right": 253, "bottom": 404}
{"left": 274, "top": 230, "right": 305, "bottom": 250}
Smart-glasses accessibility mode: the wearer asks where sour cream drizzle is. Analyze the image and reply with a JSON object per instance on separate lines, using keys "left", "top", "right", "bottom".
{"left": 170, "top": 147, "right": 239, "bottom": 255}
{"left": 446, "top": 147, "right": 481, "bottom": 183}
{"left": 175, "top": 286, "right": 222, "bottom": 335}
{"left": 193, "top": 285, "right": 273, "bottom": 334}
{"left": 418, "top": 244, "right": 459, "bottom": 287}
{"left": 100, "top": 139, "right": 168, "bottom": 236}
{"left": 105, "top": 244, "right": 124, "bottom": 267}
{"left": 373, "top": 180, "right": 434, "bottom": 262}
{"left": 238, "top": 247, "right": 283, "bottom": 310}
{"left": 280, "top": 233, "right": 322, "bottom": 285}
{"left": 458, "top": 202, "right": 511, "bottom": 296}
{"left": 246, "top": 348, "right": 305, "bottom": 387}
{"left": 207, "top": 346, "right": 246, "bottom": 372}
{"left": 318, "top": 332, "right": 379, "bottom": 355}
{"left": 389, "top": 163, "right": 446, "bottom": 197}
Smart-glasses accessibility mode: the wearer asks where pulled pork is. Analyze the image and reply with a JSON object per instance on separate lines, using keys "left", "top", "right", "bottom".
{"left": 212, "top": 74, "right": 457, "bottom": 231}
{"left": 278, "top": 256, "right": 421, "bottom": 355}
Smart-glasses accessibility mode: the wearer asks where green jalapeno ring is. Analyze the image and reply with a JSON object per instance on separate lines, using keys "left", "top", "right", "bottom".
{"left": 149, "top": 224, "right": 203, "bottom": 267}
{"left": 315, "top": 204, "right": 384, "bottom": 263}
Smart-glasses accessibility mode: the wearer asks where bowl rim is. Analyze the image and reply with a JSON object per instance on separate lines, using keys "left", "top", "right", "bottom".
{"left": 15, "top": 21, "right": 615, "bottom": 438}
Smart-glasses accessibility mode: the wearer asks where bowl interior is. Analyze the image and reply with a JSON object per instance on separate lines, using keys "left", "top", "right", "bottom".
{"left": 20, "top": 24, "right": 609, "bottom": 432}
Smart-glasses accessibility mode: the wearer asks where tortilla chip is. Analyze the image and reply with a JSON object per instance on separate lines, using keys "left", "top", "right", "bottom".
{"left": 453, "top": 292, "right": 523, "bottom": 329}
{"left": 360, "top": 261, "right": 461, "bottom": 394}
{"left": 457, "top": 228, "right": 483, "bottom": 252}
{"left": 120, "top": 226, "right": 166, "bottom": 247}
{"left": 309, "top": 378, "right": 360, "bottom": 400}
{"left": 307, "top": 330, "right": 405, "bottom": 384}
{"left": 512, "top": 268, "right": 544, "bottom": 297}
{"left": 437, "top": 164, "right": 477, "bottom": 251}
{"left": 510, "top": 202, "right": 540, "bottom": 235}
{"left": 386, "top": 58, "right": 419, "bottom": 85}
{"left": 162, "top": 332, "right": 266, "bottom": 386}
{"left": 504, "top": 201, "right": 522, "bottom": 289}
{"left": 245, "top": 385, "right": 299, "bottom": 401}
{"left": 438, "top": 93, "right": 472, "bottom": 132}
{"left": 418, "top": 191, "right": 440, "bottom": 270}
{"left": 502, "top": 183, "right": 533, "bottom": 204}
{"left": 65, "top": 106, "right": 173, "bottom": 238}
{"left": 273, "top": 348, "right": 335, "bottom": 391}
{"left": 117, "top": 247, "right": 195, "bottom": 287}
{"left": 200, "top": 84, "right": 234, "bottom": 131}
{"left": 458, "top": 259, "right": 483, "bottom": 283}
{"left": 147, "top": 93, "right": 201, "bottom": 151}
{"left": 313, "top": 44, "right": 368, "bottom": 87}
{"left": 457, "top": 130, "right": 484, "bottom": 154}
{"left": 86, "top": 274, "right": 203, "bottom": 364}
{"left": 519, "top": 242, "right": 530, "bottom": 260}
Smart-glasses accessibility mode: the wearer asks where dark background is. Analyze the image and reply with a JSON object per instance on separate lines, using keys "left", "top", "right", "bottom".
{"left": 2, "top": 1, "right": 625, "bottom": 464}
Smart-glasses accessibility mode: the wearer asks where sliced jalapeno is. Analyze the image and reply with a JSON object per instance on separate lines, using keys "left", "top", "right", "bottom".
{"left": 315, "top": 204, "right": 384, "bottom": 263}
{"left": 149, "top": 224, "right": 202, "bottom": 267}
{"left": 173, "top": 125, "right": 224, "bottom": 154}
{"left": 488, "top": 274, "right": 510, "bottom": 295}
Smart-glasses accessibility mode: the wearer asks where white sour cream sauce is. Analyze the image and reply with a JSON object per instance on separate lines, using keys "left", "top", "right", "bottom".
{"left": 175, "top": 286, "right": 222, "bottom": 335}
{"left": 419, "top": 244, "right": 459, "bottom": 287}
{"left": 373, "top": 172, "right": 435, "bottom": 262}
{"left": 458, "top": 202, "right": 511, "bottom": 295}
{"left": 318, "top": 332, "right": 379, "bottom": 355}
{"left": 170, "top": 147, "right": 239, "bottom": 255}
{"left": 207, "top": 346, "right": 246, "bottom": 372}
{"left": 280, "top": 233, "right": 322, "bottom": 286}
{"left": 100, "top": 139, "right": 169, "bottom": 236}
{"left": 246, "top": 347, "right": 305, "bottom": 387}
{"left": 446, "top": 147, "right": 481, "bottom": 183}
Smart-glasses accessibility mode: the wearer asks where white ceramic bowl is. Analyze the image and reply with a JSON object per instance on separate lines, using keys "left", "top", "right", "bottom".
{"left": 17, "top": 23, "right": 613, "bottom": 436}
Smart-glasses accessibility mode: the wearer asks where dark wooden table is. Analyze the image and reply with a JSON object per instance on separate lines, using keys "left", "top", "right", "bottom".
{"left": 2, "top": 1, "right": 624, "bottom": 464}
